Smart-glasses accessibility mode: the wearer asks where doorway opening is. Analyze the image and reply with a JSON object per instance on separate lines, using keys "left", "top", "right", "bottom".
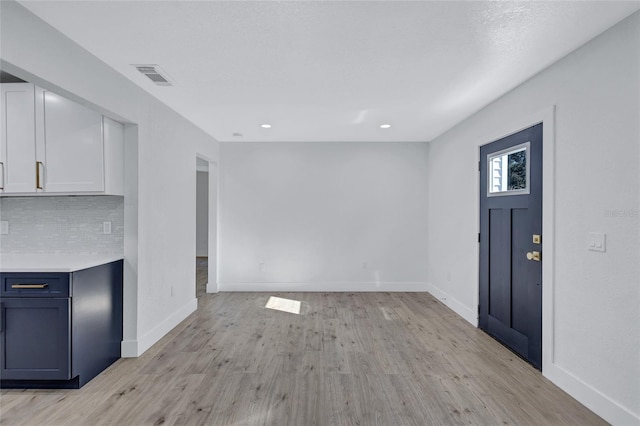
{"left": 195, "top": 155, "right": 218, "bottom": 296}
{"left": 196, "top": 157, "right": 209, "bottom": 298}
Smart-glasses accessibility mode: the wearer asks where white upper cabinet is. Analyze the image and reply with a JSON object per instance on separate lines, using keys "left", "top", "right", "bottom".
{"left": 36, "top": 87, "right": 104, "bottom": 193}
{"left": 0, "top": 83, "right": 37, "bottom": 193}
{"left": 0, "top": 83, "right": 123, "bottom": 196}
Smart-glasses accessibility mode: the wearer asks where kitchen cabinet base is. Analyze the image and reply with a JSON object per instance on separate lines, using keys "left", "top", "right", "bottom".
{"left": 0, "top": 260, "right": 123, "bottom": 389}
{"left": 1, "top": 354, "right": 118, "bottom": 389}
{"left": 1, "top": 376, "right": 81, "bottom": 390}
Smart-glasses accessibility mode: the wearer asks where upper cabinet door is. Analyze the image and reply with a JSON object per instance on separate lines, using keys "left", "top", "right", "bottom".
{"left": 38, "top": 88, "right": 104, "bottom": 193}
{"left": 0, "top": 83, "right": 36, "bottom": 193}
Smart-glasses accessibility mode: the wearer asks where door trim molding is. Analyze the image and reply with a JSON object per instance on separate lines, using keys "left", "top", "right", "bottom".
{"left": 474, "top": 105, "right": 556, "bottom": 371}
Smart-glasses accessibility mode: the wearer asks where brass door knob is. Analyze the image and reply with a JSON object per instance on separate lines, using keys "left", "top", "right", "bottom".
{"left": 526, "top": 251, "right": 541, "bottom": 261}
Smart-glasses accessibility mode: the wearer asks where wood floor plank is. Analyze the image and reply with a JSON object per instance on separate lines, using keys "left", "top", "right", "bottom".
{"left": 0, "top": 259, "right": 607, "bottom": 425}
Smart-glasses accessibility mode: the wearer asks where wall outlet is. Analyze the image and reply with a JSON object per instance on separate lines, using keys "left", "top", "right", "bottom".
{"left": 362, "top": 261, "right": 368, "bottom": 269}
{"left": 0, "top": 220, "right": 8, "bottom": 235}
{"left": 103, "top": 221, "right": 112, "bottom": 234}
{"left": 259, "top": 262, "right": 265, "bottom": 271}
{"left": 588, "top": 232, "right": 606, "bottom": 252}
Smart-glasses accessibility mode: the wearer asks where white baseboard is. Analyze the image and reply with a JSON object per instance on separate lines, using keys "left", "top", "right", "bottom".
{"left": 217, "top": 281, "right": 428, "bottom": 292}
{"left": 206, "top": 281, "right": 218, "bottom": 293}
{"left": 544, "top": 362, "right": 639, "bottom": 425}
{"left": 120, "top": 298, "right": 197, "bottom": 358}
{"left": 426, "top": 282, "right": 477, "bottom": 326}
{"left": 120, "top": 339, "right": 139, "bottom": 358}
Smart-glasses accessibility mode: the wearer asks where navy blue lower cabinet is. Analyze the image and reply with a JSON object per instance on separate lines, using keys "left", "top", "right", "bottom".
{"left": 0, "top": 260, "right": 123, "bottom": 389}
{"left": 1, "top": 298, "right": 71, "bottom": 381}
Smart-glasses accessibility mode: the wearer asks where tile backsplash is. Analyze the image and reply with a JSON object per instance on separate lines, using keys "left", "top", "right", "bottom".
{"left": 0, "top": 196, "right": 124, "bottom": 255}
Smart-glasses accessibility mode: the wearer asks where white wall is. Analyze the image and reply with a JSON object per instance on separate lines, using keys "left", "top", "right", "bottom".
{"left": 196, "top": 171, "right": 209, "bottom": 257}
{"left": 0, "top": 2, "right": 219, "bottom": 356}
{"left": 219, "top": 142, "right": 428, "bottom": 291}
{"left": 426, "top": 12, "right": 639, "bottom": 425}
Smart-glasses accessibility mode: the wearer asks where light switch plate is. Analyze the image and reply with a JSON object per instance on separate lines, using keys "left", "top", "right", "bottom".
{"left": 0, "top": 220, "right": 8, "bottom": 235}
{"left": 103, "top": 221, "right": 112, "bottom": 235}
{"left": 588, "top": 232, "right": 606, "bottom": 252}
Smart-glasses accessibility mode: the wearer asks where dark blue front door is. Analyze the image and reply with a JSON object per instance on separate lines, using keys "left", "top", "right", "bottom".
{"left": 479, "top": 123, "right": 543, "bottom": 370}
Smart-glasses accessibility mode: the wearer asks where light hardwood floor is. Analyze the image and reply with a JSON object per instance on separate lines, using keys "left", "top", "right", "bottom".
{"left": 0, "top": 258, "right": 606, "bottom": 425}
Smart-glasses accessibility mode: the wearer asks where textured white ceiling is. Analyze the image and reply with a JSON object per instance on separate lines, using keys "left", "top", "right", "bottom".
{"left": 19, "top": 1, "right": 640, "bottom": 142}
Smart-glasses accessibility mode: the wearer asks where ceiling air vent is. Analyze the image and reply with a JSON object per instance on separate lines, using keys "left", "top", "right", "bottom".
{"left": 132, "top": 64, "right": 173, "bottom": 86}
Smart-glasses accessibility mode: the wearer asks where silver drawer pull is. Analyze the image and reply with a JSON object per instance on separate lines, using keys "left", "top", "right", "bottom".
{"left": 11, "top": 284, "right": 49, "bottom": 289}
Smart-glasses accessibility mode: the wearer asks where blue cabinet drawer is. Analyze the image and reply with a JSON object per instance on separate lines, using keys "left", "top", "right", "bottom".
{"left": 0, "top": 274, "right": 70, "bottom": 298}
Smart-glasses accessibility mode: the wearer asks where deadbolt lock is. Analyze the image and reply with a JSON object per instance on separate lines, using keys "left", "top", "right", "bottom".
{"left": 526, "top": 251, "right": 541, "bottom": 261}
{"left": 532, "top": 234, "right": 541, "bottom": 244}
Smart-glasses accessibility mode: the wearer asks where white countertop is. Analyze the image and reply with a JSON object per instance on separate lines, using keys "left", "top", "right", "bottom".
{"left": 0, "top": 254, "right": 124, "bottom": 273}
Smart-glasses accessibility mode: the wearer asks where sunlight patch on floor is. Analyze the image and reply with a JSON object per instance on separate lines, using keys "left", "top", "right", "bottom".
{"left": 265, "top": 296, "right": 301, "bottom": 315}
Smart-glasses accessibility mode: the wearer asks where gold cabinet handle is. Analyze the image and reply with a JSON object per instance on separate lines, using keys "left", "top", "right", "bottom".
{"left": 526, "top": 251, "right": 541, "bottom": 262}
{"left": 11, "top": 284, "right": 49, "bottom": 289}
{"left": 36, "top": 161, "right": 44, "bottom": 189}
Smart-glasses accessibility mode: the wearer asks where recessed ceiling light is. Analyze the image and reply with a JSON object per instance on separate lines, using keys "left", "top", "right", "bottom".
{"left": 380, "top": 124, "right": 391, "bottom": 129}
{"left": 261, "top": 124, "right": 272, "bottom": 128}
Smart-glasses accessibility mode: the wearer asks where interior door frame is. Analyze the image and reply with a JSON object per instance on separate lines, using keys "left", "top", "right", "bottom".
{"left": 474, "top": 106, "right": 555, "bottom": 373}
